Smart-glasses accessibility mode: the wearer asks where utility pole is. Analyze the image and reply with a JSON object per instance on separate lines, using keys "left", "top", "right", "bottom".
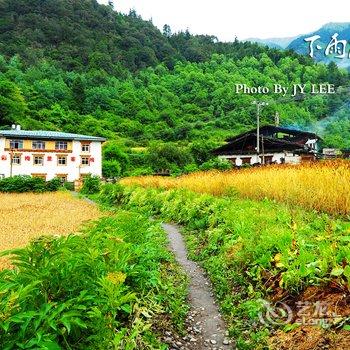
{"left": 252, "top": 101, "right": 268, "bottom": 163}
{"left": 275, "top": 112, "right": 280, "bottom": 127}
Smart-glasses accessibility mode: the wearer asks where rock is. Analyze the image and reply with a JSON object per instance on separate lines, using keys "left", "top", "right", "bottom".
{"left": 211, "top": 339, "right": 217, "bottom": 345}
{"left": 223, "top": 338, "right": 230, "bottom": 345}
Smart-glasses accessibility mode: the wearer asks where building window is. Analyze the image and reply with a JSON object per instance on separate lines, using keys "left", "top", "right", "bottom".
{"left": 56, "top": 174, "right": 68, "bottom": 183}
{"left": 33, "top": 155, "right": 44, "bottom": 166}
{"left": 32, "top": 140, "right": 46, "bottom": 150}
{"left": 32, "top": 174, "right": 46, "bottom": 180}
{"left": 241, "top": 157, "right": 251, "bottom": 165}
{"left": 57, "top": 156, "right": 67, "bottom": 165}
{"left": 12, "top": 155, "right": 21, "bottom": 165}
{"left": 55, "top": 141, "right": 68, "bottom": 150}
{"left": 10, "top": 140, "right": 23, "bottom": 149}
{"left": 81, "top": 156, "right": 90, "bottom": 166}
{"left": 81, "top": 143, "right": 90, "bottom": 152}
{"left": 229, "top": 158, "right": 236, "bottom": 165}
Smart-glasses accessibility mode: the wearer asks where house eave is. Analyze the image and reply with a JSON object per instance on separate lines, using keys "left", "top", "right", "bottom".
{"left": 0, "top": 131, "right": 106, "bottom": 142}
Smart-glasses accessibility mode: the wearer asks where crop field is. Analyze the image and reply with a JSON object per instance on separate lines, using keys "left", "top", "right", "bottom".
{"left": 0, "top": 192, "right": 102, "bottom": 269}
{"left": 121, "top": 160, "right": 350, "bottom": 216}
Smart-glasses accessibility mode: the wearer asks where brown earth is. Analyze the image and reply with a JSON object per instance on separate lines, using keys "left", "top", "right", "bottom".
{"left": 269, "top": 285, "right": 350, "bottom": 350}
{"left": 269, "top": 327, "right": 350, "bottom": 350}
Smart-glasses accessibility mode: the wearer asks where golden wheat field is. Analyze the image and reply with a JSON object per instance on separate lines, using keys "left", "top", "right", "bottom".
{"left": 0, "top": 192, "right": 102, "bottom": 269}
{"left": 121, "top": 160, "right": 350, "bottom": 216}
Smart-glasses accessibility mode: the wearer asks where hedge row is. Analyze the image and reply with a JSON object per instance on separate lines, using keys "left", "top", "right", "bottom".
{"left": 0, "top": 175, "right": 61, "bottom": 193}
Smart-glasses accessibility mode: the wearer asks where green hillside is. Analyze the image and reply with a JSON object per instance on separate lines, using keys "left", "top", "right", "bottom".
{"left": 0, "top": 0, "right": 349, "bottom": 176}
{"left": 0, "top": 0, "right": 297, "bottom": 71}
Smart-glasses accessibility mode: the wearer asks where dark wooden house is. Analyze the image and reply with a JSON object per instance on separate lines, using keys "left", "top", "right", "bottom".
{"left": 213, "top": 125, "right": 321, "bottom": 166}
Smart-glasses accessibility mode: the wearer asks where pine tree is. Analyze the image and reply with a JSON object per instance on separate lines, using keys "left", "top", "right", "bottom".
{"left": 163, "top": 24, "right": 172, "bottom": 38}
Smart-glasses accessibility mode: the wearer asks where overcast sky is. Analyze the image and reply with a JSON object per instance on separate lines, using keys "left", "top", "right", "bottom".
{"left": 97, "top": 0, "right": 350, "bottom": 41}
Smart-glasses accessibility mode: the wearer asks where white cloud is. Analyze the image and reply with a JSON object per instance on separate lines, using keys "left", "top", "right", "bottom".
{"left": 97, "top": 0, "right": 350, "bottom": 41}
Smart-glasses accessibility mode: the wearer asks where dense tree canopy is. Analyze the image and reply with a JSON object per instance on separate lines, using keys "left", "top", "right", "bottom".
{"left": 0, "top": 0, "right": 349, "bottom": 176}
{"left": 1, "top": 53, "right": 347, "bottom": 144}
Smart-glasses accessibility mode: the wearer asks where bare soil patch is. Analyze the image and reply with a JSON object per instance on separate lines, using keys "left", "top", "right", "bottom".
{"left": 269, "top": 285, "right": 350, "bottom": 350}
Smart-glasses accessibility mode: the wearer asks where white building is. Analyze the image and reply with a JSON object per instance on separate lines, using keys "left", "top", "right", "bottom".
{"left": 0, "top": 126, "right": 105, "bottom": 182}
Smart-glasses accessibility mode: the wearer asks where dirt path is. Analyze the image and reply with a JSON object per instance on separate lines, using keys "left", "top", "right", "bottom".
{"left": 162, "top": 223, "right": 234, "bottom": 350}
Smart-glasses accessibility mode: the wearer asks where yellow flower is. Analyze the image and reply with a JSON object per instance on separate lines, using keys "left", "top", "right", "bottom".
{"left": 106, "top": 272, "right": 126, "bottom": 285}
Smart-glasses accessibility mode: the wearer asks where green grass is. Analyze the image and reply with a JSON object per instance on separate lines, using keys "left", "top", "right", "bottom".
{"left": 0, "top": 210, "right": 188, "bottom": 349}
{"left": 99, "top": 184, "right": 350, "bottom": 349}
{"left": 5, "top": 183, "right": 348, "bottom": 349}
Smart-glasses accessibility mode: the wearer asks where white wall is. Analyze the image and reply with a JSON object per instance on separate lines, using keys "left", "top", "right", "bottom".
{"left": 0, "top": 138, "right": 103, "bottom": 181}
{"left": 75, "top": 141, "right": 103, "bottom": 179}
{"left": 0, "top": 137, "right": 6, "bottom": 178}
{"left": 219, "top": 152, "right": 301, "bottom": 166}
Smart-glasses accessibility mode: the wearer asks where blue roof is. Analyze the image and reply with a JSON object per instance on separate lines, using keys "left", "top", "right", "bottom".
{"left": 0, "top": 130, "right": 106, "bottom": 142}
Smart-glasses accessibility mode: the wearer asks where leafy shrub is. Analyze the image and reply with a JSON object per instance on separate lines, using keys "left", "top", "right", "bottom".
{"left": 103, "top": 141, "right": 130, "bottom": 175}
{"left": 182, "top": 163, "right": 199, "bottom": 174}
{"left": 100, "top": 184, "right": 350, "bottom": 349}
{"left": 0, "top": 211, "right": 188, "bottom": 349}
{"left": 46, "top": 177, "right": 61, "bottom": 192}
{"left": 63, "top": 182, "right": 75, "bottom": 191}
{"left": 147, "top": 142, "right": 194, "bottom": 174}
{"left": 102, "top": 159, "right": 122, "bottom": 178}
{"left": 125, "top": 167, "right": 153, "bottom": 177}
{"left": 99, "top": 183, "right": 128, "bottom": 206}
{"left": 199, "top": 158, "right": 232, "bottom": 171}
{"left": 80, "top": 175, "right": 101, "bottom": 194}
{"left": 0, "top": 175, "right": 61, "bottom": 193}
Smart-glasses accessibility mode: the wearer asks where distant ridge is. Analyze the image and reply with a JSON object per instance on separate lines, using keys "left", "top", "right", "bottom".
{"left": 246, "top": 23, "right": 350, "bottom": 69}
{"left": 287, "top": 22, "right": 350, "bottom": 68}
{"left": 245, "top": 36, "right": 298, "bottom": 49}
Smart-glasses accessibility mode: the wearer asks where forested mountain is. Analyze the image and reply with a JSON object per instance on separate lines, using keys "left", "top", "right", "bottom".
{"left": 0, "top": 0, "right": 349, "bottom": 175}
{"left": 0, "top": 0, "right": 305, "bottom": 71}
{"left": 0, "top": 0, "right": 177, "bottom": 72}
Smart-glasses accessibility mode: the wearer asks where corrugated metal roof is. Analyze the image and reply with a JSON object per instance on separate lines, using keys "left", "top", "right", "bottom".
{"left": 0, "top": 130, "right": 106, "bottom": 142}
